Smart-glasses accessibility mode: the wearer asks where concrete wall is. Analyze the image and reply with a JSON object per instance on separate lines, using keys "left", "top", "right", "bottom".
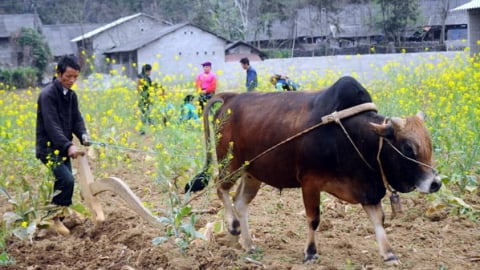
{"left": 468, "top": 9, "right": 480, "bottom": 56}
{"left": 137, "top": 25, "right": 227, "bottom": 81}
{"left": 0, "top": 39, "right": 13, "bottom": 67}
{"left": 209, "top": 51, "right": 467, "bottom": 91}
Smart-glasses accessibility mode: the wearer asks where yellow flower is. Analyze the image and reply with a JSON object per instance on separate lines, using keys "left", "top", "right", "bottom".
{"left": 21, "top": 221, "right": 28, "bottom": 228}
{"left": 54, "top": 149, "right": 60, "bottom": 155}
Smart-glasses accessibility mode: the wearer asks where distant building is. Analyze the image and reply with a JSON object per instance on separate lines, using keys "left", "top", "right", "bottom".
{"left": 245, "top": 0, "right": 469, "bottom": 54}
{"left": 451, "top": 0, "right": 480, "bottom": 55}
{"left": 0, "top": 13, "right": 42, "bottom": 67}
{"left": 225, "top": 41, "right": 265, "bottom": 62}
{"left": 43, "top": 23, "right": 103, "bottom": 61}
{"left": 103, "top": 23, "right": 229, "bottom": 80}
{"left": 70, "top": 13, "right": 162, "bottom": 71}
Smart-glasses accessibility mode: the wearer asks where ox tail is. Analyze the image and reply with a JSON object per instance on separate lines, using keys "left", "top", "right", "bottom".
{"left": 184, "top": 95, "right": 225, "bottom": 193}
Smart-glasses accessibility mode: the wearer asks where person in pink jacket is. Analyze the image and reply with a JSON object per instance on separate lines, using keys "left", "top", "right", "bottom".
{"left": 195, "top": 61, "right": 217, "bottom": 111}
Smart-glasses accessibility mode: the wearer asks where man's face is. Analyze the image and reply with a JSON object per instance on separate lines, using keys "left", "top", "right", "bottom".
{"left": 57, "top": 67, "right": 79, "bottom": 89}
{"left": 241, "top": 63, "right": 248, "bottom": 70}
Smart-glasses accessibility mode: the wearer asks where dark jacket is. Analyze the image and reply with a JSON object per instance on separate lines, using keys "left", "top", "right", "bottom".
{"left": 36, "top": 78, "right": 87, "bottom": 161}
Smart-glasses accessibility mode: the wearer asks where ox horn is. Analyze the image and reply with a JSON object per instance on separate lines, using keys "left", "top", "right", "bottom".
{"left": 390, "top": 117, "right": 406, "bottom": 130}
{"left": 416, "top": 111, "right": 426, "bottom": 121}
{"left": 369, "top": 121, "right": 394, "bottom": 137}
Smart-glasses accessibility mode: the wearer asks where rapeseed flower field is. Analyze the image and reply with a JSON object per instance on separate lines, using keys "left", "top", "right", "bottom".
{"left": 0, "top": 52, "right": 479, "bottom": 262}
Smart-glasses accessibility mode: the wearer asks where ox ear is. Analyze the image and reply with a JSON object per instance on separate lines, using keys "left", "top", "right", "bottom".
{"left": 369, "top": 122, "right": 394, "bottom": 138}
{"left": 416, "top": 111, "right": 426, "bottom": 121}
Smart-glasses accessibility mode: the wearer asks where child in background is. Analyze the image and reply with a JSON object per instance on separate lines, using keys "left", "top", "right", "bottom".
{"left": 180, "top": 94, "right": 199, "bottom": 122}
{"left": 270, "top": 74, "right": 299, "bottom": 91}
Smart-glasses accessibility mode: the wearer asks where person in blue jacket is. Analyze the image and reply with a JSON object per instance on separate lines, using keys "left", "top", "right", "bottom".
{"left": 270, "top": 74, "right": 299, "bottom": 91}
{"left": 180, "top": 94, "right": 199, "bottom": 121}
{"left": 240, "top": 57, "right": 257, "bottom": 91}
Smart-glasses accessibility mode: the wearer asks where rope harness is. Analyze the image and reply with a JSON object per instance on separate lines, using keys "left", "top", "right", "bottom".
{"left": 218, "top": 102, "right": 435, "bottom": 219}
{"left": 219, "top": 102, "right": 378, "bottom": 183}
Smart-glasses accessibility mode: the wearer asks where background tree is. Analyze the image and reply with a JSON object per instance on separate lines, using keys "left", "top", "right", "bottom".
{"left": 438, "top": 0, "right": 450, "bottom": 49}
{"left": 232, "top": 0, "right": 251, "bottom": 40}
{"left": 375, "top": 0, "right": 418, "bottom": 47}
{"left": 12, "top": 27, "right": 51, "bottom": 84}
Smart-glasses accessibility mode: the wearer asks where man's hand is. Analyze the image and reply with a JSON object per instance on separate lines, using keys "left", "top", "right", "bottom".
{"left": 68, "top": 145, "right": 83, "bottom": 159}
{"left": 82, "top": 134, "right": 91, "bottom": 146}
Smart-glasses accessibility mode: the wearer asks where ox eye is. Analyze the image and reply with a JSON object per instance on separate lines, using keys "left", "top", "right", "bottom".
{"left": 401, "top": 143, "right": 416, "bottom": 158}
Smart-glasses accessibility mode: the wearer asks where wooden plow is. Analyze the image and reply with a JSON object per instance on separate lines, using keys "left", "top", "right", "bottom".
{"left": 74, "top": 150, "right": 161, "bottom": 226}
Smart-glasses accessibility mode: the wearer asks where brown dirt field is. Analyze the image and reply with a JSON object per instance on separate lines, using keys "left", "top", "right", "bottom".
{"left": 2, "top": 154, "right": 480, "bottom": 270}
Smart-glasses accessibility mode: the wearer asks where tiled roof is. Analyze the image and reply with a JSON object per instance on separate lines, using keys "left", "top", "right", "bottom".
{"left": 0, "top": 13, "right": 41, "bottom": 37}
{"left": 451, "top": 0, "right": 480, "bottom": 11}
{"left": 43, "top": 24, "right": 103, "bottom": 56}
{"left": 71, "top": 13, "right": 154, "bottom": 42}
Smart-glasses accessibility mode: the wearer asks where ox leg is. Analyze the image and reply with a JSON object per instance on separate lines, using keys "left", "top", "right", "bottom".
{"left": 216, "top": 176, "right": 241, "bottom": 238}
{"left": 232, "top": 174, "right": 262, "bottom": 252}
{"left": 301, "top": 185, "right": 321, "bottom": 262}
{"left": 362, "top": 204, "right": 400, "bottom": 265}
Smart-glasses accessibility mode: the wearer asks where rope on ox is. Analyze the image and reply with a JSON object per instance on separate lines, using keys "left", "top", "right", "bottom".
{"left": 217, "top": 102, "right": 378, "bottom": 187}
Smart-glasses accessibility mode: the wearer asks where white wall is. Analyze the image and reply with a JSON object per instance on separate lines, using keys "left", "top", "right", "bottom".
{"left": 137, "top": 25, "right": 226, "bottom": 83}
{"left": 113, "top": 50, "right": 466, "bottom": 93}
{"left": 208, "top": 51, "right": 467, "bottom": 91}
{"left": 468, "top": 9, "right": 480, "bottom": 56}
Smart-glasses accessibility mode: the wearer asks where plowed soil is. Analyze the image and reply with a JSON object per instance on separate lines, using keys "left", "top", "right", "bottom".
{"left": 3, "top": 153, "right": 479, "bottom": 270}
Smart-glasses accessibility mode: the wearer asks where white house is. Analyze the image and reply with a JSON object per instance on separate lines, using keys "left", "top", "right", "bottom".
{"left": 103, "top": 23, "right": 230, "bottom": 82}
{"left": 71, "top": 13, "right": 162, "bottom": 71}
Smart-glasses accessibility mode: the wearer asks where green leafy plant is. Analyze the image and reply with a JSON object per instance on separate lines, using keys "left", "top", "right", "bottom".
{"left": 0, "top": 187, "right": 37, "bottom": 242}
{"left": 152, "top": 181, "right": 205, "bottom": 252}
{"left": 0, "top": 224, "right": 15, "bottom": 266}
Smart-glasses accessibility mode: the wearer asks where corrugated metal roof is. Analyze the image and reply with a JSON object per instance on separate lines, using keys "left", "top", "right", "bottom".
{"left": 43, "top": 24, "right": 103, "bottom": 56}
{"left": 420, "top": 0, "right": 469, "bottom": 25}
{"left": 104, "top": 23, "right": 187, "bottom": 53}
{"left": 104, "top": 23, "right": 229, "bottom": 54}
{"left": 451, "top": 0, "right": 480, "bottom": 11}
{"left": 71, "top": 13, "right": 151, "bottom": 42}
{"left": 0, "top": 13, "right": 41, "bottom": 37}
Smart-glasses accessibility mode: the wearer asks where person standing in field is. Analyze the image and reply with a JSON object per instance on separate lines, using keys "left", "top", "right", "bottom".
{"left": 180, "top": 94, "right": 199, "bottom": 122}
{"left": 137, "top": 64, "right": 154, "bottom": 133}
{"left": 195, "top": 61, "right": 217, "bottom": 111}
{"left": 240, "top": 57, "right": 257, "bottom": 91}
{"left": 35, "top": 55, "right": 90, "bottom": 235}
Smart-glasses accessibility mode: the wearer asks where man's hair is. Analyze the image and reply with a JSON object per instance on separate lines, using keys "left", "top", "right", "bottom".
{"left": 57, "top": 55, "right": 81, "bottom": 74}
{"left": 240, "top": 57, "right": 250, "bottom": 65}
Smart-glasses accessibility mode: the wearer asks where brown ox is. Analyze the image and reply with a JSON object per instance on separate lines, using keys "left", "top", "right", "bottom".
{"left": 185, "top": 76, "right": 441, "bottom": 264}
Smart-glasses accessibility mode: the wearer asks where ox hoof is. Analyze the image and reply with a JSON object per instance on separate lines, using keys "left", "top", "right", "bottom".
{"left": 303, "top": 254, "right": 318, "bottom": 263}
{"left": 384, "top": 255, "right": 400, "bottom": 266}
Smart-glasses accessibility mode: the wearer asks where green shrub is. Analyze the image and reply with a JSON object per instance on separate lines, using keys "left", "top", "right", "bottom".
{"left": 0, "top": 67, "right": 38, "bottom": 89}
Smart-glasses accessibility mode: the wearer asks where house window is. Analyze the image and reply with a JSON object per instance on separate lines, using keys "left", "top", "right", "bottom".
{"left": 196, "top": 52, "right": 199, "bottom": 55}
{"left": 184, "top": 31, "right": 187, "bottom": 35}
{"left": 204, "top": 51, "right": 207, "bottom": 55}
{"left": 190, "top": 31, "right": 193, "bottom": 35}
{"left": 141, "top": 28, "right": 144, "bottom": 32}
{"left": 179, "top": 52, "right": 182, "bottom": 56}
{"left": 212, "top": 51, "right": 215, "bottom": 55}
